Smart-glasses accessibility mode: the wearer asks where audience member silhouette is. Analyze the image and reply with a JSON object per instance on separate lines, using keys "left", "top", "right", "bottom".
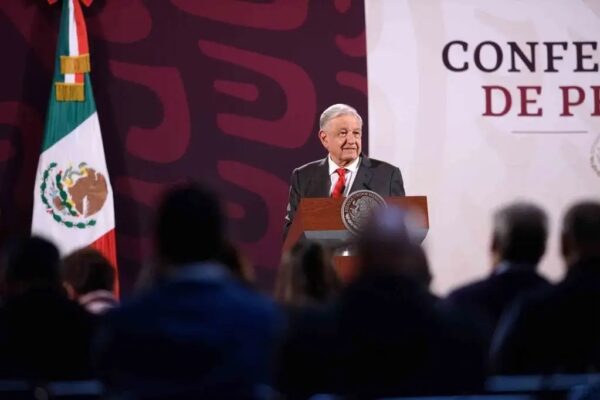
{"left": 354, "top": 208, "right": 433, "bottom": 289}
{"left": 0, "top": 236, "right": 94, "bottom": 380}
{"left": 274, "top": 241, "right": 340, "bottom": 399}
{"left": 338, "top": 207, "right": 486, "bottom": 396}
{"left": 94, "top": 184, "right": 282, "bottom": 399}
{"left": 5, "top": 195, "right": 598, "bottom": 396}
{"left": 62, "top": 247, "right": 118, "bottom": 314}
{"left": 217, "top": 240, "right": 256, "bottom": 286}
{"left": 491, "top": 201, "right": 600, "bottom": 374}
{"left": 278, "top": 207, "right": 486, "bottom": 398}
{"left": 446, "top": 202, "right": 551, "bottom": 337}
{"left": 275, "top": 240, "right": 340, "bottom": 307}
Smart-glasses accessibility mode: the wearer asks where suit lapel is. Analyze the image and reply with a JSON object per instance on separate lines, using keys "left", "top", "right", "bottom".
{"left": 307, "top": 157, "right": 330, "bottom": 197}
{"left": 350, "top": 155, "right": 373, "bottom": 193}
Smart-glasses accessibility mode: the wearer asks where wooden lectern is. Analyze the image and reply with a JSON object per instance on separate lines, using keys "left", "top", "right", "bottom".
{"left": 282, "top": 196, "right": 429, "bottom": 283}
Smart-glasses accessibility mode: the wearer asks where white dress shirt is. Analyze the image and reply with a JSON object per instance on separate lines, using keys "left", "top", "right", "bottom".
{"left": 328, "top": 155, "right": 361, "bottom": 196}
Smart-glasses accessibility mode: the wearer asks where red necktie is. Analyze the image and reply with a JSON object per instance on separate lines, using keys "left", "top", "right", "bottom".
{"left": 331, "top": 168, "right": 347, "bottom": 199}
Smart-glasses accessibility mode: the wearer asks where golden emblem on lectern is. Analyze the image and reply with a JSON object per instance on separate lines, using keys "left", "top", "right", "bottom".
{"left": 341, "top": 190, "right": 387, "bottom": 235}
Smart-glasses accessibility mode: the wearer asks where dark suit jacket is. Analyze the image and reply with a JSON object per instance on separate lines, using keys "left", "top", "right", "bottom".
{"left": 278, "top": 273, "right": 485, "bottom": 397}
{"left": 0, "top": 287, "right": 95, "bottom": 380}
{"left": 284, "top": 154, "right": 405, "bottom": 237}
{"left": 445, "top": 264, "right": 551, "bottom": 337}
{"left": 95, "top": 264, "right": 282, "bottom": 399}
{"left": 490, "top": 257, "right": 600, "bottom": 374}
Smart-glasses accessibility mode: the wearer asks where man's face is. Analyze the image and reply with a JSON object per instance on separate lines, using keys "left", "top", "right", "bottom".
{"left": 319, "top": 114, "right": 362, "bottom": 167}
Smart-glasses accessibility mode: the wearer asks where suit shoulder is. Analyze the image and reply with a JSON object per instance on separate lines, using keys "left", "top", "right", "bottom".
{"left": 293, "top": 158, "right": 326, "bottom": 174}
{"left": 447, "top": 278, "right": 492, "bottom": 302}
{"left": 366, "top": 157, "right": 399, "bottom": 171}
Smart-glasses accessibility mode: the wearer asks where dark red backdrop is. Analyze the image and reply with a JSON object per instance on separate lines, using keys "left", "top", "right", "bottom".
{"left": 0, "top": 0, "right": 368, "bottom": 294}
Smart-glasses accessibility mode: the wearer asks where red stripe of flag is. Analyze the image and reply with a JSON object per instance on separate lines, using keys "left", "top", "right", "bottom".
{"left": 90, "top": 229, "right": 120, "bottom": 297}
{"left": 73, "top": 0, "right": 88, "bottom": 84}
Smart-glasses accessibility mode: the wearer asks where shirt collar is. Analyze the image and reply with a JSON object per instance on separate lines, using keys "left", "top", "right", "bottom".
{"left": 493, "top": 260, "right": 536, "bottom": 275}
{"left": 169, "top": 261, "right": 231, "bottom": 283}
{"left": 328, "top": 155, "right": 360, "bottom": 175}
{"left": 78, "top": 290, "right": 116, "bottom": 305}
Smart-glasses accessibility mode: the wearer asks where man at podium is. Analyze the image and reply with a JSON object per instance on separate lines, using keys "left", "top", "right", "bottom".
{"left": 284, "top": 103, "right": 405, "bottom": 237}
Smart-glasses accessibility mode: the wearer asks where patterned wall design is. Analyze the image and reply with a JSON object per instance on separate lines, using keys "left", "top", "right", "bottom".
{"left": 0, "top": 0, "right": 368, "bottom": 293}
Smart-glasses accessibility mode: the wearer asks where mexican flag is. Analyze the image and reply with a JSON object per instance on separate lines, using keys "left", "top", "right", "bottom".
{"left": 31, "top": 0, "right": 118, "bottom": 290}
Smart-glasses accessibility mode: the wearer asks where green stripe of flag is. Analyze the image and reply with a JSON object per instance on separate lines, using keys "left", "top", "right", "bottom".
{"left": 42, "top": 0, "right": 95, "bottom": 152}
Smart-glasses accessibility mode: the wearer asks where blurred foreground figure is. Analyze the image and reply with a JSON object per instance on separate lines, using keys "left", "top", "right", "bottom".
{"left": 95, "top": 184, "right": 281, "bottom": 399}
{"left": 492, "top": 201, "right": 600, "bottom": 374}
{"left": 217, "top": 240, "right": 256, "bottom": 286}
{"left": 446, "top": 202, "right": 551, "bottom": 337}
{"left": 278, "top": 207, "right": 485, "bottom": 398}
{"left": 275, "top": 240, "right": 340, "bottom": 307}
{"left": 62, "top": 247, "right": 118, "bottom": 314}
{"left": 354, "top": 206, "right": 433, "bottom": 288}
{"left": 0, "top": 237, "right": 94, "bottom": 379}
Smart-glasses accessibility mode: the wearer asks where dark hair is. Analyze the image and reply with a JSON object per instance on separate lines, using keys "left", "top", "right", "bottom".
{"left": 562, "top": 201, "right": 600, "bottom": 257}
{"left": 355, "top": 206, "right": 414, "bottom": 277}
{"left": 62, "top": 247, "right": 115, "bottom": 295}
{"left": 492, "top": 202, "right": 548, "bottom": 265}
{"left": 155, "top": 183, "right": 225, "bottom": 265}
{"left": 218, "top": 241, "right": 254, "bottom": 285}
{"left": 276, "top": 241, "right": 340, "bottom": 305}
{"left": 1, "top": 236, "right": 61, "bottom": 296}
{"left": 401, "top": 244, "right": 433, "bottom": 288}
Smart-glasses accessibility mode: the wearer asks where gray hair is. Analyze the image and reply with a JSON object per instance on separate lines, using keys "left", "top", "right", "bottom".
{"left": 492, "top": 202, "right": 548, "bottom": 265}
{"left": 319, "top": 104, "right": 363, "bottom": 130}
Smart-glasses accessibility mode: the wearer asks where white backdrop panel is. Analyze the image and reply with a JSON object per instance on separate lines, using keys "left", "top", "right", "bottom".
{"left": 366, "top": 0, "right": 600, "bottom": 294}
